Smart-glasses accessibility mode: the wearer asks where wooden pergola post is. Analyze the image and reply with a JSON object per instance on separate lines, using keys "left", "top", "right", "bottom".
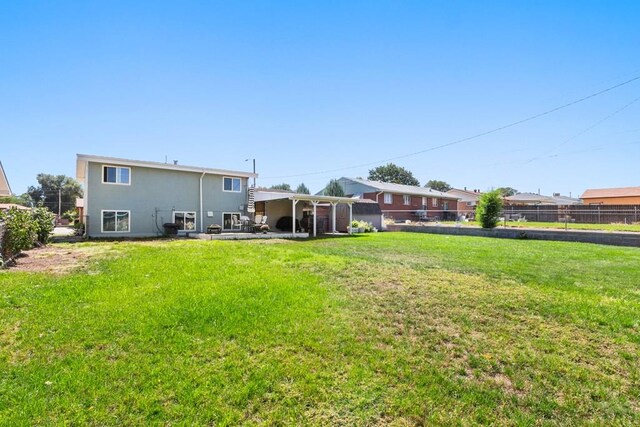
{"left": 330, "top": 202, "right": 337, "bottom": 234}
{"left": 292, "top": 199, "right": 299, "bottom": 236}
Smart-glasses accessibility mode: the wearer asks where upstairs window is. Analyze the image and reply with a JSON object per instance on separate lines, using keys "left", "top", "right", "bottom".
{"left": 403, "top": 195, "right": 411, "bottom": 205}
{"left": 223, "top": 177, "right": 242, "bottom": 192}
{"left": 383, "top": 193, "right": 393, "bottom": 204}
{"left": 103, "top": 166, "right": 130, "bottom": 185}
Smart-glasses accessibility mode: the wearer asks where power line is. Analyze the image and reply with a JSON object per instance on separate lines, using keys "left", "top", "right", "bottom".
{"left": 262, "top": 74, "right": 640, "bottom": 179}
{"left": 482, "top": 94, "right": 640, "bottom": 169}
{"left": 524, "top": 94, "right": 640, "bottom": 163}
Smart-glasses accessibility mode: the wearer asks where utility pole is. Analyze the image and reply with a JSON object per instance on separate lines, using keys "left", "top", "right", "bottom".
{"left": 58, "top": 188, "right": 62, "bottom": 223}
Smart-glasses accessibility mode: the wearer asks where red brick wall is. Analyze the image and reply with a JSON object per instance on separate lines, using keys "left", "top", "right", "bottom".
{"left": 362, "top": 192, "right": 457, "bottom": 221}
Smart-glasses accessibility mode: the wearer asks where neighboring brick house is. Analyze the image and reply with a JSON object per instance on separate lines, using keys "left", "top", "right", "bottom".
{"left": 328, "top": 177, "right": 459, "bottom": 221}
{"left": 446, "top": 188, "right": 482, "bottom": 218}
{"left": 580, "top": 187, "right": 640, "bottom": 205}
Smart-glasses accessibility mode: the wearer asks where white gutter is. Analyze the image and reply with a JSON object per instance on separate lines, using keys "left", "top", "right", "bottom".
{"left": 199, "top": 171, "right": 206, "bottom": 232}
{"left": 83, "top": 159, "right": 89, "bottom": 237}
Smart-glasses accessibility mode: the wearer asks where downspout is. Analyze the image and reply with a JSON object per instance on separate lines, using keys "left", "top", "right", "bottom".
{"left": 199, "top": 171, "right": 206, "bottom": 233}
{"left": 375, "top": 191, "right": 384, "bottom": 222}
{"left": 83, "top": 159, "right": 89, "bottom": 237}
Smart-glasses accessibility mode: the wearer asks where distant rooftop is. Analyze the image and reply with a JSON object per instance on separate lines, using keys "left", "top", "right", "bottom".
{"left": 506, "top": 192, "right": 580, "bottom": 205}
{"left": 581, "top": 186, "right": 640, "bottom": 199}
{"left": 339, "top": 177, "right": 459, "bottom": 199}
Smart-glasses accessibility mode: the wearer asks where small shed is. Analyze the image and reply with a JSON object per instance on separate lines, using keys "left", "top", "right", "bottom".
{"left": 336, "top": 199, "right": 382, "bottom": 231}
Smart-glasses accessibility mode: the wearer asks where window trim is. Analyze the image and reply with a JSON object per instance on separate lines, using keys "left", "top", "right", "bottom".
{"left": 102, "top": 165, "right": 131, "bottom": 186}
{"left": 383, "top": 193, "right": 393, "bottom": 204}
{"left": 403, "top": 195, "right": 411, "bottom": 205}
{"left": 223, "top": 176, "right": 242, "bottom": 193}
{"left": 432, "top": 198, "right": 438, "bottom": 207}
{"left": 173, "top": 211, "right": 197, "bottom": 232}
{"left": 101, "top": 210, "right": 131, "bottom": 233}
{"left": 222, "top": 212, "right": 242, "bottom": 231}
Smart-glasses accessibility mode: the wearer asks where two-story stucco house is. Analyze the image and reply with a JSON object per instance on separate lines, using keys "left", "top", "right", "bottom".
{"left": 76, "top": 154, "right": 257, "bottom": 238}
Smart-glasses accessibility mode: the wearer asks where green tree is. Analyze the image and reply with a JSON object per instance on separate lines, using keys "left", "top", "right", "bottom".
{"left": 425, "top": 180, "right": 452, "bottom": 192}
{"left": 476, "top": 190, "right": 503, "bottom": 229}
{"left": 269, "top": 183, "right": 292, "bottom": 191}
{"left": 368, "top": 163, "right": 419, "bottom": 186}
{"left": 323, "top": 179, "right": 345, "bottom": 197}
{"left": 496, "top": 187, "right": 518, "bottom": 197}
{"left": 27, "top": 174, "right": 83, "bottom": 216}
{"left": 295, "top": 183, "right": 310, "bottom": 194}
{"left": 32, "top": 206, "right": 56, "bottom": 244}
{"left": 0, "top": 194, "right": 31, "bottom": 206}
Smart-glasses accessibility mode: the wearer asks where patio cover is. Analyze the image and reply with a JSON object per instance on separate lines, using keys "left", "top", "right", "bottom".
{"left": 254, "top": 190, "right": 356, "bottom": 236}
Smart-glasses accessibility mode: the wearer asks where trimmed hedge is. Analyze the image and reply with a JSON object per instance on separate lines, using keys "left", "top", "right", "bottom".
{"left": 0, "top": 207, "right": 55, "bottom": 267}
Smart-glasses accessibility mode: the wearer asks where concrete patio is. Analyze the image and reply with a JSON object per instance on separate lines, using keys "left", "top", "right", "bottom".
{"left": 189, "top": 231, "right": 310, "bottom": 241}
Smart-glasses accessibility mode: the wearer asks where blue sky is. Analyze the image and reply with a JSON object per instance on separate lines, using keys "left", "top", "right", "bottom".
{"left": 1, "top": 1, "right": 639, "bottom": 197}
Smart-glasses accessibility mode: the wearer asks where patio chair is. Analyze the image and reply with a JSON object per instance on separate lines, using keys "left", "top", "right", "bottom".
{"left": 252, "top": 215, "right": 269, "bottom": 233}
{"left": 231, "top": 215, "right": 243, "bottom": 231}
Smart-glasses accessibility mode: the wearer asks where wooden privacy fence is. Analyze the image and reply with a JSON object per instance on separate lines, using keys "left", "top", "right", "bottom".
{"left": 502, "top": 205, "right": 640, "bottom": 224}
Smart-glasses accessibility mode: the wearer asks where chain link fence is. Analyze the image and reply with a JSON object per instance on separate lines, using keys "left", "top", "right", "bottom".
{"left": 501, "top": 205, "right": 640, "bottom": 224}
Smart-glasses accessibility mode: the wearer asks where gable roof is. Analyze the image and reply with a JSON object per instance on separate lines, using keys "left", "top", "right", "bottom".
{"left": 337, "top": 177, "right": 459, "bottom": 200}
{"left": 581, "top": 186, "right": 640, "bottom": 200}
{"left": 447, "top": 188, "right": 482, "bottom": 202}
{"left": 505, "top": 192, "right": 581, "bottom": 205}
{"left": 505, "top": 192, "right": 555, "bottom": 204}
{"left": 550, "top": 194, "right": 581, "bottom": 205}
{"left": 0, "top": 161, "right": 12, "bottom": 196}
{"left": 76, "top": 154, "right": 257, "bottom": 181}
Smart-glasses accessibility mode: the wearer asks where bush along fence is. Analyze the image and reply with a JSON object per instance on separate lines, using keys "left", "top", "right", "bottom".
{"left": 501, "top": 205, "right": 640, "bottom": 224}
{"left": 0, "top": 207, "right": 55, "bottom": 267}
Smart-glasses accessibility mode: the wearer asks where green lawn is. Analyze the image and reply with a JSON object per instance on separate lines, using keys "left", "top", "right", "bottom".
{"left": 1, "top": 234, "right": 639, "bottom": 425}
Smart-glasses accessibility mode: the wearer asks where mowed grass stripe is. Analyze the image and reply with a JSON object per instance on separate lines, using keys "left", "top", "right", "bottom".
{"left": 1, "top": 234, "right": 639, "bottom": 425}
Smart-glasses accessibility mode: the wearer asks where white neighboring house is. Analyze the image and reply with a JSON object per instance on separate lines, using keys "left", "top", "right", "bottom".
{"left": 0, "top": 161, "right": 12, "bottom": 197}
{"left": 447, "top": 188, "right": 482, "bottom": 218}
